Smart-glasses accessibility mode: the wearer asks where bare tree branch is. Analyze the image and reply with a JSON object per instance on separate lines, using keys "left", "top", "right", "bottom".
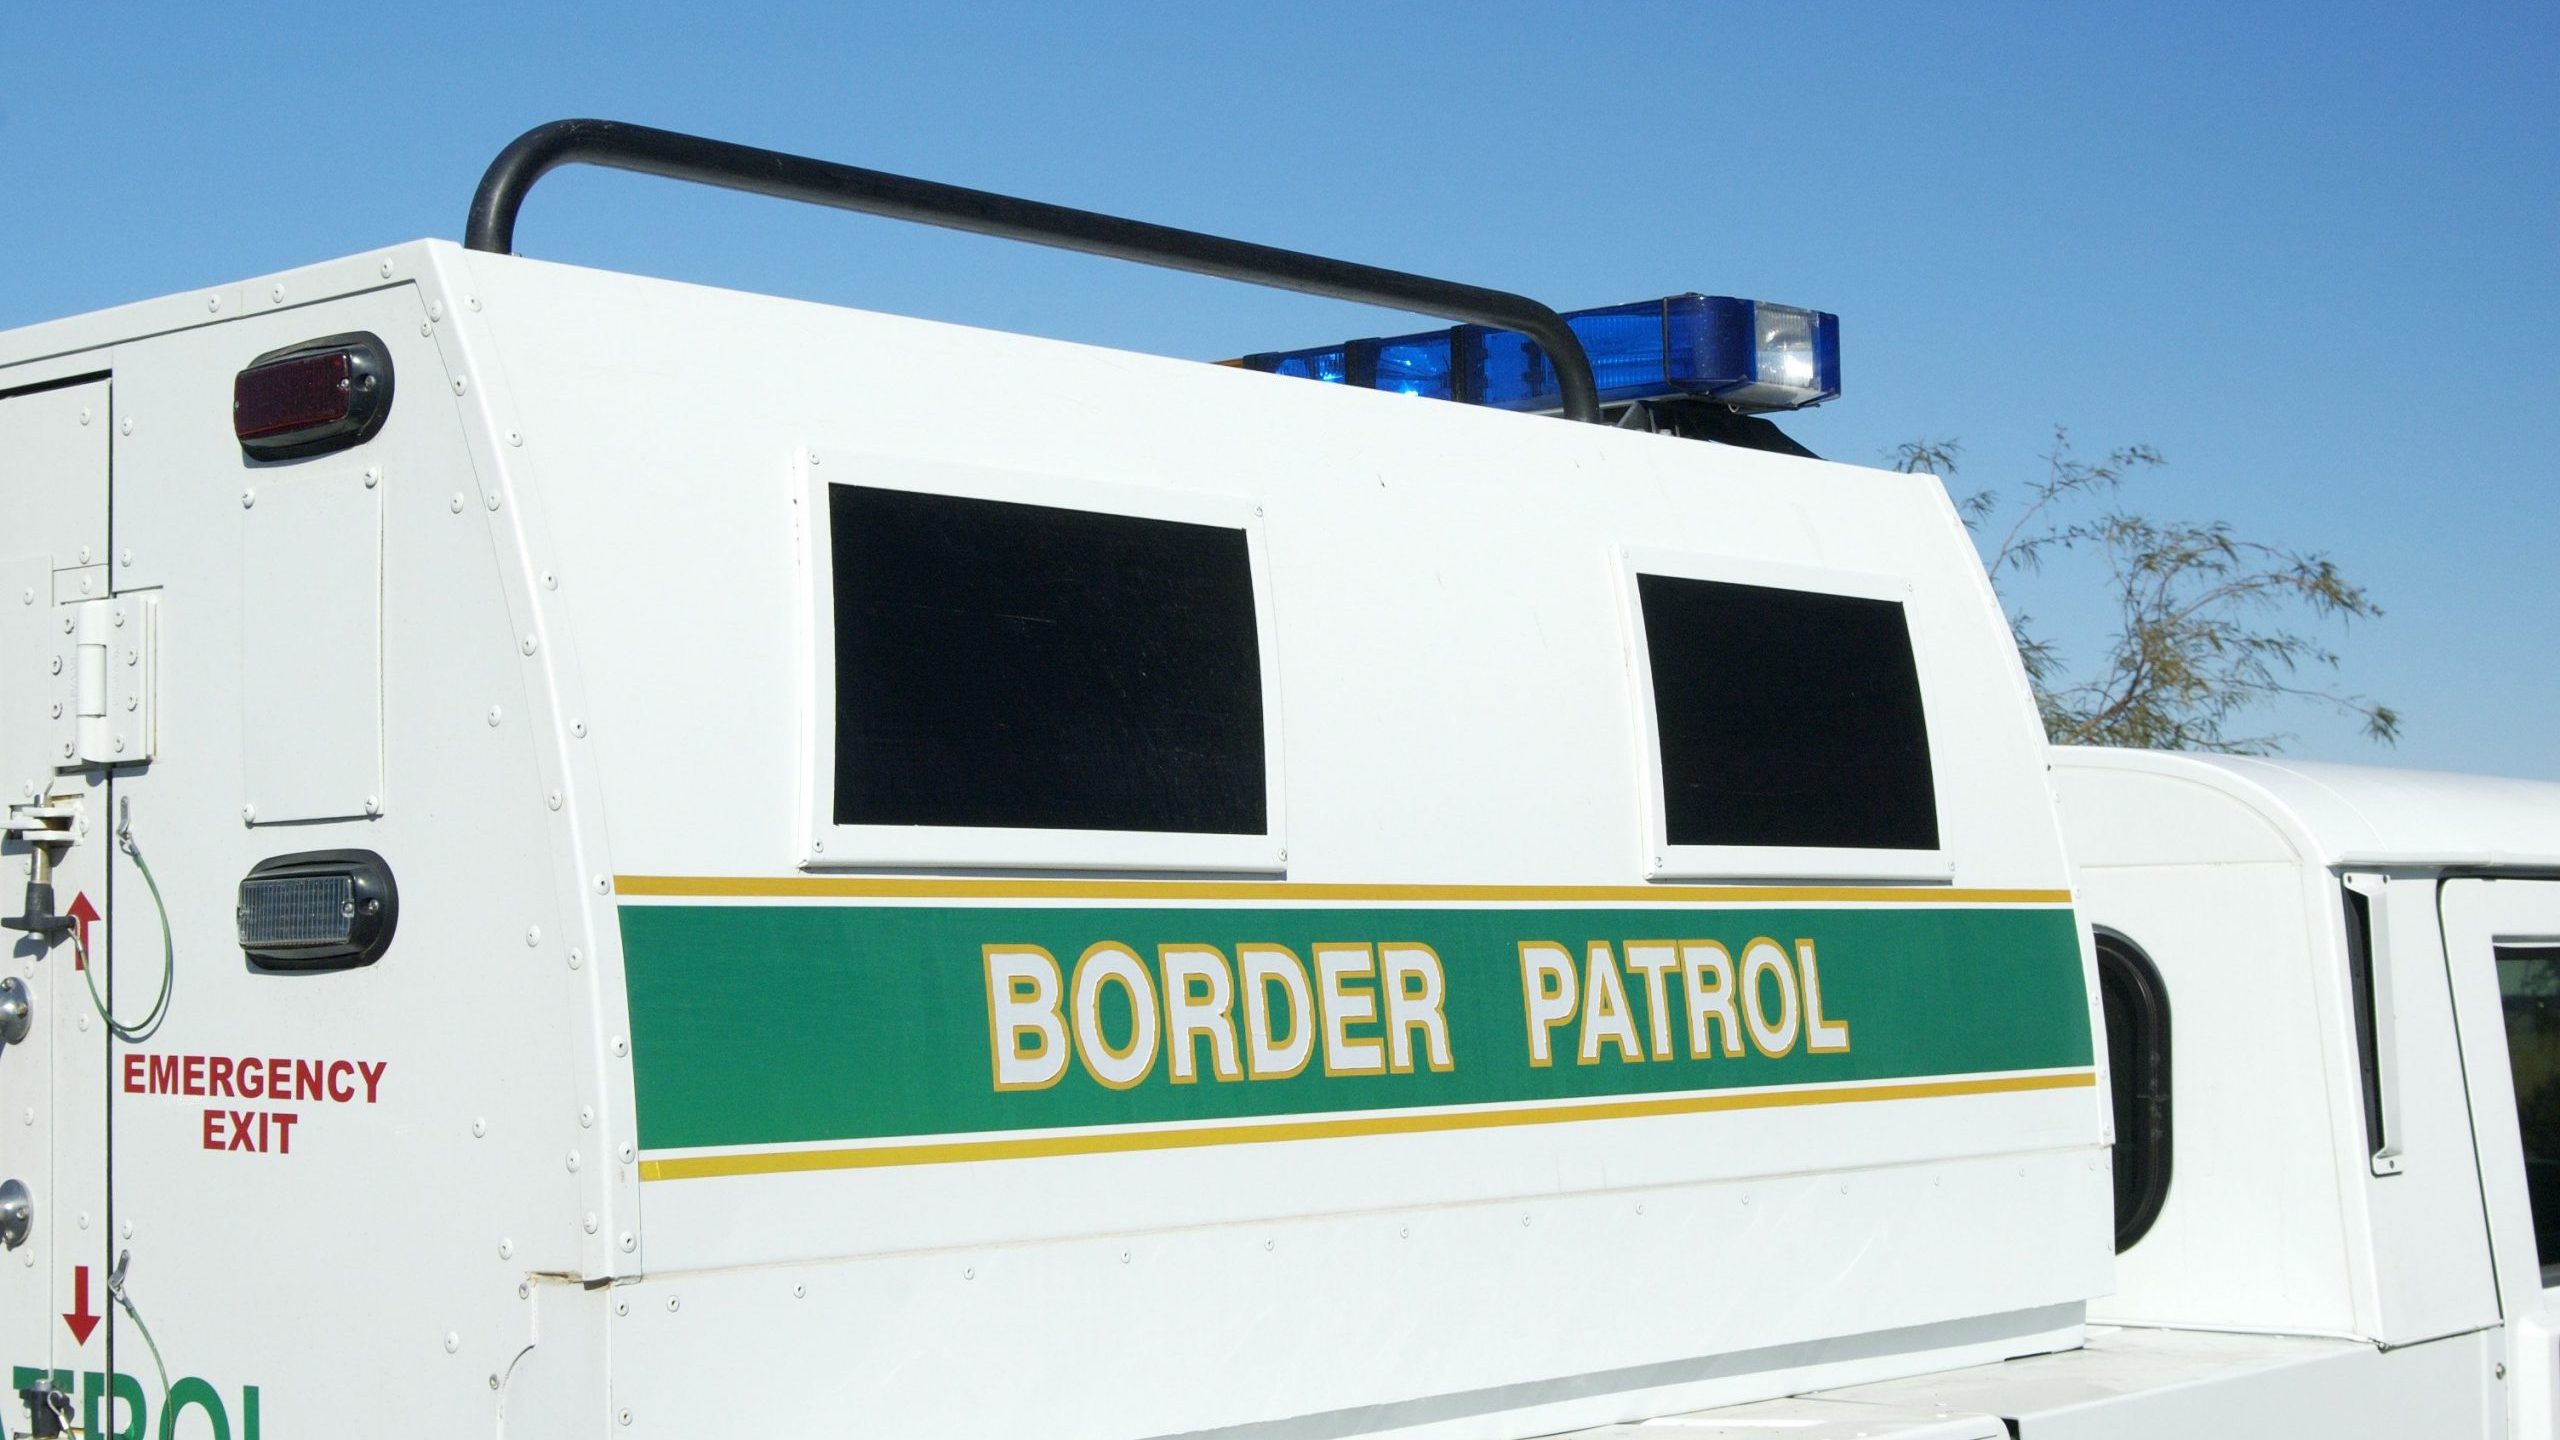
{"left": 1895, "top": 429, "right": 2397, "bottom": 754}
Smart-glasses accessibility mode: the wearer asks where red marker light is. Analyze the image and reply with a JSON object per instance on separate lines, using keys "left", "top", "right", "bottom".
{"left": 232, "top": 333, "right": 394, "bottom": 460}
{"left": 233, "top": 350, "right": 352, "bottom": 440}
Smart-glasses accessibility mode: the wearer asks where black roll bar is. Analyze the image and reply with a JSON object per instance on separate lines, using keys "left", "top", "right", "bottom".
{"left": 463, "top": 119, "right": 1603, "bottom": 424}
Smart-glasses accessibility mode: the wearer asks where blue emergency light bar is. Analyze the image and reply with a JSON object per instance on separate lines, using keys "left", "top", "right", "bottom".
{"left": 1236, "top": 294, "right": 1840, "bottom": 415}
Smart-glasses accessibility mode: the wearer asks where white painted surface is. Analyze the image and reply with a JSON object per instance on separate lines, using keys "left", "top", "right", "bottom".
{"left": 10, "top": 236, "right": 2529, "bottom": 1435}
{"left": 2440, "top": 877, "right": 2560, "bottom": 1439}
{"left": 2055, "top": 750, "right": 2509, "bottom": 1348}
{"left": 1817, "top": 1324, "right": 2496, "bottom": 1437}
{"left": 239, "top": 456, "right": 381, "bottom": 822}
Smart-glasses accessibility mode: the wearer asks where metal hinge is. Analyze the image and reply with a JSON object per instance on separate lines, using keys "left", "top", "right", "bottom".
{"left": 52, "top": 594, "right": 155, "bottom": 770}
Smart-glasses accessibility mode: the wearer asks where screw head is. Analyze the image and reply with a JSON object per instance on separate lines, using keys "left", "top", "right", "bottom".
{"left": 443, "top": 1332, "right": 459, "bottom": 1354}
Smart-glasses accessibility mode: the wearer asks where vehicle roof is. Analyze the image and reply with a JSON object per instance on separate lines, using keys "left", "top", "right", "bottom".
{"left": 2053, "top": 746, "right": 2560, "bottom": 871}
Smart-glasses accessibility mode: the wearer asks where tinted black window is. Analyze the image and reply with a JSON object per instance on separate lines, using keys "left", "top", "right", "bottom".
{"left": 2497, "top": 946, "right": 2560, "bottom": 1282}
{"left": 2097, "top": 929, "right": 2173, "bottom": 1252}
{"left": 1636, "top": 573, "right": 1938, "bottom": 851}
{"left": 830, "top": 485, "right": 1266, "bottom": 834}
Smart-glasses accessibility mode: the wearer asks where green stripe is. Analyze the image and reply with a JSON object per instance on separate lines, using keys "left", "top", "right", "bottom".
{"left": 619, "top": 903, "right": 2090, "bottom": 1153}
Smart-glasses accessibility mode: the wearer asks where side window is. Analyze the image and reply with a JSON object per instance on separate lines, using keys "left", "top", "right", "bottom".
{"left": 818, "top": 481, "right": 1277, "bottom": 867}
{"left": 2496, "top": 945, "right": 2560, "bottom": 1283}
{"left": 1628, "top": 562, "right": 1943, "bottom": 879}
{"left": 2097, "top": 928, "right": 2173, "bottom": 1252}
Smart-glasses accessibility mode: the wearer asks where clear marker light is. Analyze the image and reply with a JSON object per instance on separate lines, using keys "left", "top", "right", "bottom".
{"left": 1234, "top": 294, "right": 1840, "bottom": 415}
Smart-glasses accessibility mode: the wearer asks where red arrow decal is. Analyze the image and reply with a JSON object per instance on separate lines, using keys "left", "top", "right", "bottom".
{"left": 61, "top": 1264, "right": 99, "bottom": 1346}
{"left": 65, "top": 893, "right": 98, "bottom": 968}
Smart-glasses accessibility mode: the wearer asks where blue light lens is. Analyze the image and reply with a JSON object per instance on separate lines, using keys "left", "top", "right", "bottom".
{"left": 1237, "top": 294, "right": 1839, "bottom": 414}
{"left": 1373, "top": 334, "right": 1456, "bottom": 399}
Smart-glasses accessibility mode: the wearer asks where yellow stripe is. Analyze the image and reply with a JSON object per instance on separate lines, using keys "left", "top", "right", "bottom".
{"left": 638, "top": 1070, "right": 2095, "bottom": 1181}
{"left": 613, "top": 875, "right": 2074, "bottom": 906}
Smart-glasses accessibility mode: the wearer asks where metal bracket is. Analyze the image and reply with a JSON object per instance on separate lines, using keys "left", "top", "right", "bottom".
{"left": 52, "top": 594, "right": 154, "bottom": 770}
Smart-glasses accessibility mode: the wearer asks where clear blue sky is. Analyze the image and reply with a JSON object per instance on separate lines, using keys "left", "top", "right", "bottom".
{"left": 6, "top": 3, "right": 2553, "bottom": 776}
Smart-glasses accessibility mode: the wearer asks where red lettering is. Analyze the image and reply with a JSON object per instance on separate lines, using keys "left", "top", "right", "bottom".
{"left": 148, "top": 1055, "right": 178, "bottom": 1095}
{"left": 272, "top": 1112, "right": 297, "bottom": 1155}
{"left": 121, "top": 1055, "right": 142, "bottom": 1094}
{"left": 325, "top": 1061, "right": 354, "bottom": 1103}
{"left": 268, "top": 1058, "right": 291, "bottom": 1101}
{"left": 227, "top": 1111, "right": 255, "bottom": 1151}
{"left": 356, "top": 1060, "right": 387, "bottom": 1104}
{"left": 206, "top": 1057, "right": 234, "bottom": 1099}
{"left": 294, "top": 1059, "right": 322, "bottom": 1102}
{"left": 200, "top": 1109, "right": 222, "bottom": 1150}
{"left": 182, "top": 1056, "right": 204, "bottom": 1097}
{"left": 236, "top": 1059, "right": 263, "bottom": 1101}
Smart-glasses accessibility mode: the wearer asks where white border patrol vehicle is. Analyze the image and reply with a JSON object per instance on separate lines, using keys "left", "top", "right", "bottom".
{"left": 0, "top": 119, "right": 2547, "bottom": 1440}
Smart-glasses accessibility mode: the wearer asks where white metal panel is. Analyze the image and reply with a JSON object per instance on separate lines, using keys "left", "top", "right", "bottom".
{"left": 2058, "top": 759, "right": 2504, "bottom": 1347}
{"left": 0, "top": 378, "right": 113, "bottom": 1414}
{"left": 2056, "top": 748, "right": 2560, "bottom": 872}
{"left": 1817, "top": 1324, "right": 2495, "bottom": 1438}
{"left": 609, "top": 1152, "right": 2095, "bottom": 1440}
{"left": 238, "top": 457, "right": 382, "bottom": 823}
{"left": 458, "top": 249, "right": 2071, "bottom": 893}
{"left": 640, "top": 1084, "right": 2103, "bottom": 1272}
{"left": 5, "top": 241, "right": 2116, "bottom": 1436}
{"left": 2439, "top": 877, "right": 2560, "bottom": 1440}
{"left": 0, "top": 557, "right": 56, "bottom": 802}
{"left": 2351, "top": 870, "right": 2502, "bottom": 1342}
{"left": 0, "top": 382, "right": 109, "bottom": 580}
{"left": 445, "top": 246, "right": 2100, "bottom": 1437}
{"left": 1562, "top": 1398, "right": 2006, "bottom": 1440}
{"left": 86, "top": 284, "right": 603, "bottom": 1437}
{"left": 2049, "top": 761, "right": 2299, "bottom": 869}
{"left": 2069, "top": 861, "right": 2360, "bottom": 1335}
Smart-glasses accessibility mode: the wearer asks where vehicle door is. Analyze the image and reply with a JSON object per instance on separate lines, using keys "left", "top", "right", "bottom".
{"left": 2442, "top": 876, "right": 2560, "bottom": 1437}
